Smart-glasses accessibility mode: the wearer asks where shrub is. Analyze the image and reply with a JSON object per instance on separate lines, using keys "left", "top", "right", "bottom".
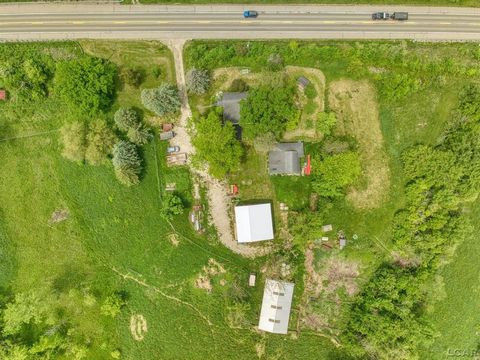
{"left": 85, "top": 119, "right": 117, "bottom": 166}
{"left": 54, "top": 57, "right": 116, "bottom": 115}
{"left": 141, "top": 84, "right": 181, "bottom": 116}
{"left": 100, "top": 293, "right": 126, "bottom": 318}
{"left": 228, "top": 79, "right": 249, "bottom": 92}
{"left": 160, "top": 193, "right": 184, "bottom": 220}
{"left": 304, "top": 83, "right": 317, "bottom": 99}
{"left": 60, "top": 122, "right": 86, "bottom": 162}
{"left": 112, "top": 141, "right": 142, "bottom": 186}
{"left": 267, "top": 53, "right": 283, "bottom": 71}
{"left": 119, "top": 67, "right": 144, "bottom": 88}
{"left": 114, "top": 107, "right": 140, "bottom": 132}
{"left": 186, "top": 68, "right": 210, "bottom": 95}
{"left": 317, "top": 112, "right": 337, "bottom": 137}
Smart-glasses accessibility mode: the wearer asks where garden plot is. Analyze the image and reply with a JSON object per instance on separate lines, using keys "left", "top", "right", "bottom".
{"left": 328, "top": 79, "right": 390, "bottom": 209}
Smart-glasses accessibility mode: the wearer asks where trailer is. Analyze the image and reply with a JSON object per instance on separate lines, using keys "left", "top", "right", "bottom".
{"left": 166, "top": 152, "right": 187, "bottom": 166}
{"left": 391, "top": 12, "right": 408, "bottom": 20}
{"left": 160, "top": 131, "right": 175, "bottom": 140}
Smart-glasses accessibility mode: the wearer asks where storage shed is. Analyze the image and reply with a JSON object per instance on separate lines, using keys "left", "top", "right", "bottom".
{"left": 258, "top": 279, "right": 294, "bottom": 334}
{"left": 234, "top": 203, "right": 274, "bottom": 243}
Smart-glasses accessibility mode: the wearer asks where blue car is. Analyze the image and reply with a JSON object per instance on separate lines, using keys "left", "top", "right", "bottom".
{"left": 243, "top": 10, "right": 258, "bottom": 18}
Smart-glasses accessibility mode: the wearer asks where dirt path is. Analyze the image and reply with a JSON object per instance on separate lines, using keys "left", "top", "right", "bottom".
{"left": 167, "top": 40, "right": 266, "bottom": 258}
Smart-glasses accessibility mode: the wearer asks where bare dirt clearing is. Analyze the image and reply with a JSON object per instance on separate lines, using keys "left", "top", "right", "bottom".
{"left": 329, "top": 79, "right": 390, "bottom": 209}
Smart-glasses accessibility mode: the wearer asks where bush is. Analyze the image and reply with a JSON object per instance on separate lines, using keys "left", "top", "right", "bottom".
{"left": 119, "top": 67, "right": 144, "bottom": 88}
{"left": 54, "top": 57, "right": 116, "bottom": 115}
{"left": 304, "top": 83, "right": 317, "bottom": 99}
{"left": 112, "top": 141, "right": 142, "bottom": 186}
{"left": 141, "top": 84, "right": 181, "bottom": 116}
{"left": 267, "top": 53, "right": 283, "bottom": 71}
{"left": 100, "top": 293, "right": 126, "bottom": 318}
{"left": 317, "top": 112, "right": 337, "bottom": 137}
{"left": 85, "top": 119, "right": 117, "bottom": 166}
{"left": 114, "top": 107, "right": 140, "bottom": 132}
{"left": 60, "top": 122, "right": 86, "bottom": 162}
{"left": 160, "top": 193, "right": 184, "bottom": 220}
{"left": 186, "top": 68, "right": 210, "bottom": 95}
{"left": 240, "top": 85, "right": 297, "bottom": 139}
{"left": 191, "top": 111, "right": 243, "bottom": 178}
{"left": 228, "top": 79, "right": 249, "bottom": 92}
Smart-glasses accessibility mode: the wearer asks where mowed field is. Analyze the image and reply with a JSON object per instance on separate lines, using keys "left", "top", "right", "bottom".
{"left": 0, "top": 41, "right": 341, "bottom": 359}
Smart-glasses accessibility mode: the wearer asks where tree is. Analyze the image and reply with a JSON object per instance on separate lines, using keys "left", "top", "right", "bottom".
{"left": 54, "top": 57, "right": 116, "bottom": 115}
{"left": 141, "top": 84, "right": 181, "bottom": 116}
{"left": 186, "top": 68, "right": 210, "bottom": 95}
{"left": 22, "top": 59, "right": 49, "bottom": 99}
{"left": 85, "top": 119, "right": 117, "bottom": 165}
{"left": 114, "top": 107, "right": 140, "bottom": 132}
{"left": 112, "top": 141, "right": 142, "bottom": 186}
{"left": 127, "top": 125, "right": 152, "bottom": 145}
{"left": 311, "top": 152, "right": 361, "bottom": 197}
{"left": 240, "top": 85, "right": 297, "bottom": 140}
{"left": 160, "top": 193, "right": 184, "bottom": 220}
{"left": 60, "top": 122, "right": 86, "bottom": 162}
{"left": 191, "top": 111, "right": 243, "bottom": 178}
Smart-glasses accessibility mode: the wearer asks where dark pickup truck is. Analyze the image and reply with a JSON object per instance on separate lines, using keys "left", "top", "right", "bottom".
{"left": 372, "top": 11, "right": 409, "bottom": 21}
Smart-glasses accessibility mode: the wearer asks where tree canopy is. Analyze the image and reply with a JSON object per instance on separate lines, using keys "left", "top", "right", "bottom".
{"left": 191, "top": 111, "right": 243, "bottom": 178}
{"left": 186, "top": 68, "right": 210, "bottom": 95}
{"left": 240, "top": 85, "right": 297, "bottom": 140}
{"left": 311, "top": 151, "right": 361, "bottom": 197}
{"left": 141, "top": 84, "right": 181, "bottom": 116}
{"left": 112, "top": 141, "right": 143, "bottom": 186}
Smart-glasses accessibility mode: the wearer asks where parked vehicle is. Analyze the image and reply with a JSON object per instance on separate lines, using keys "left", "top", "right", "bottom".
{"left": 160, "top": 131, "right": 175, "bottom": 140}
{"left": 243, "top": 10, "right": 258, "bottom": 18}
{"left": 391, "top": 12, "right": 408, "bottom": 20}
{"left": 167, "top": 146, "right": 180, "bottom": 154}
{"left": 372, "top": 12, "right": 390, "bottom": 20}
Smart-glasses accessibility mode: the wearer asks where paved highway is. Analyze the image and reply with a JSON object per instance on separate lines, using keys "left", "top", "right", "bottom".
{"left": 0, "top": 4, "right": 479, "bottom": 41}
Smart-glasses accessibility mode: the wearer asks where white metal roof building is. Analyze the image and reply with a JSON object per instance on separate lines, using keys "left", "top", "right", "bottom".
{"left": 258, "top": 279, "right": 295, "bottom": 334}
{"left": 234, "top": 203, "right": 274, "bottom": 243}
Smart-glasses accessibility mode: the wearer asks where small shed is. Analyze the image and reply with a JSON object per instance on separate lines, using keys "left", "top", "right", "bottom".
{"left": 258, "top": 279, "right": 294, "bottom": 334}
{"left": 297, "top": 77, "right": 310, "bottom": 92}
{"left": 0, "top": 90, "right": 6, "bottom": 101}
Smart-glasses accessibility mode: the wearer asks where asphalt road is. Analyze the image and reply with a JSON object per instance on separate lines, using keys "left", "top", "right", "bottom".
{"left": 0, "top": 4, "right": 479, "bottom": 41}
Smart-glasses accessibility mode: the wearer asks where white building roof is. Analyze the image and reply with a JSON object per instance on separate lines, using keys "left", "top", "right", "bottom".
{"left": 258, "top": 279, "right": 294, "bottom": 334}
{"left": 234, "top": 203, "right": 274, "bottom": 243}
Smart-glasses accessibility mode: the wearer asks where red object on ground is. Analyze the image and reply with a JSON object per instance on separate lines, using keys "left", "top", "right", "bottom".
{"left": 232, "top": 184, "right": 239, "bottom": 195}
{"left": 0, "top": 90, "right": 6, "bottom": 101}
{"left": 162, "top": 123, "right": 173, "bottom": 132}
{"left": 304, "top": 154, "right": 311, "bottom": 175}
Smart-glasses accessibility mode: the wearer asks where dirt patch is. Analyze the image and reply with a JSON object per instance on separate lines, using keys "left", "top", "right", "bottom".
{"left": 195, "top": 258, "right": 227, "bottom": 293}
{"left": 329, "top": 79, "right": 390, "bottom": 209}
{"left": 48, "top": 208, "right": 69, "bottom": 225}
{"left": 301, "top": 245, "right": 359, "bottom": 334}
{"left": 130, "top": 314, "right": 148, "bottom": 341}
{"left": 167, "top": 233, "right": 179, "bottom": 247}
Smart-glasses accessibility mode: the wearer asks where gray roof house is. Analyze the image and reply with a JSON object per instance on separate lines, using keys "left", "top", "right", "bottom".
{"left": 216, "top": 92, "right": 248, "bottom": 124}
{"left": 268, "top": 142, "right": 304, "bottom": 176}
